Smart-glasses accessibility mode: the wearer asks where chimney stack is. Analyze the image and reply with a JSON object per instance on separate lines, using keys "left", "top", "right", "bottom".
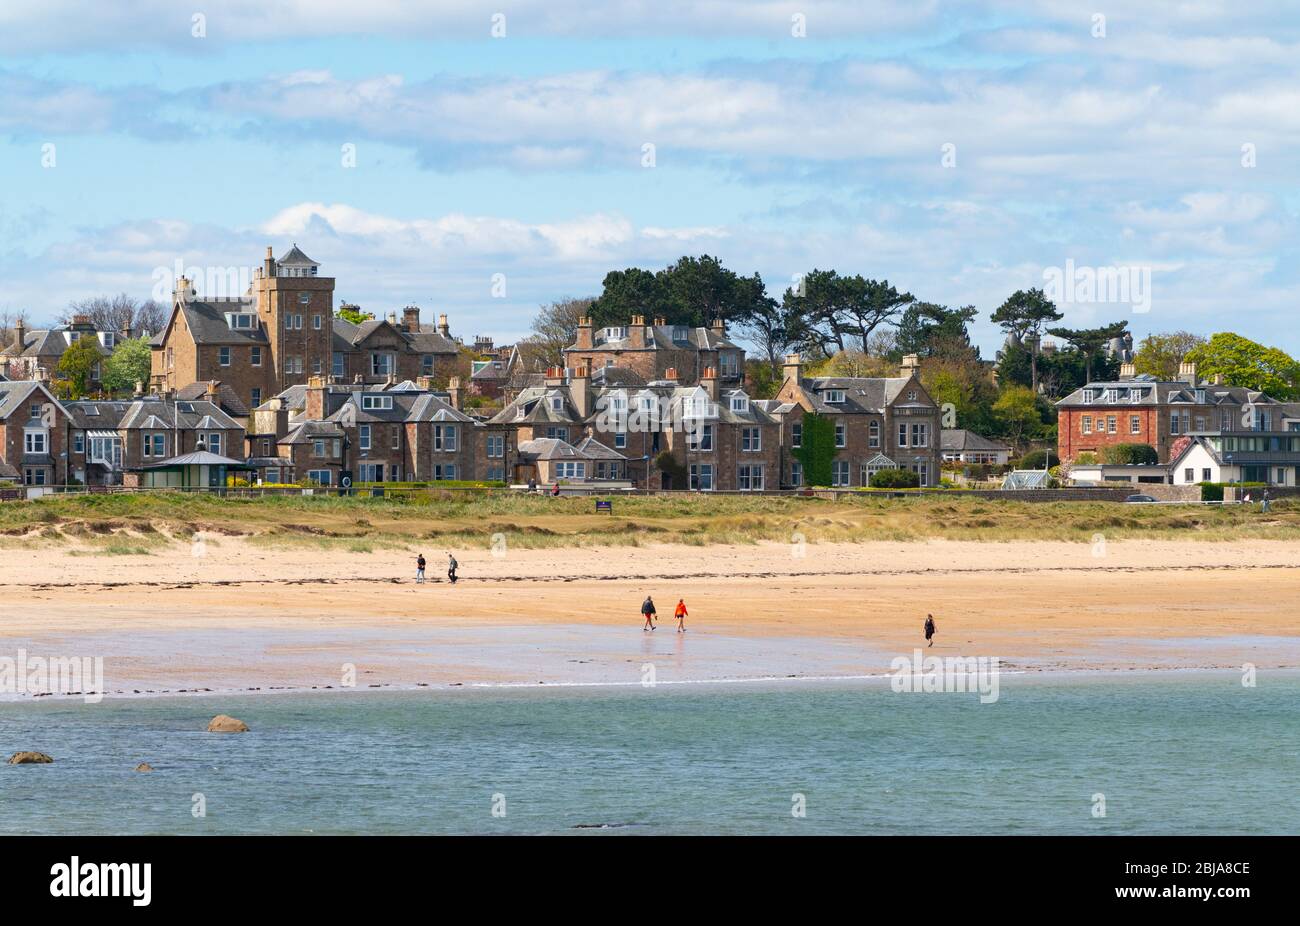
{"left": 206, "top": 380, "right": 221, "bottom": 402}
{"left": 305, "top": 374, "right": 327, "bottom": 420}
{"left": 575, "top": 315, "right": 594, "bottom": 350}
{"left": 1212, "top": 373, "right": 1224, "bottom": 386}
{"left": 710, "top": 317, "right": 725, "bottom": 336}
{"left": 402, "top": 306, "right": 421, "bottom": 332}
{"left": 701, "top": 366, "right": 718, "bottom": 401}
{"left": 438, "top": 314, "right": 450, "bottom": 337}
{"left": 14, "top": 318, "right": 25, "bottom": 353}
{"left": 783, "top": 353, "right": 803, "bottom": 384}
{"left": 900, "top": 353, "right": 920, "bottom": 378}
{"left": 387, "top": 311, "right": 398, "bottom": 326}
{"left": 447, "top": 376, "right": 462, "bottom": 410}
{"left": 570, "top": 363, "right": 591, "bottom": 418}
{"left": 1119, "top": 362, "right": 1136, "bottom": 380}
{"left": 1179, "top": 361, "right": 1198, "bottom": 385}
{"left": 544, "top": 366, "right": 566, "bottom": 387}
{"left": 264, "top": 245, "right": 275, "bottom": 279}
{"left": 653, "top": 316, "right": 666, "bottom": 327}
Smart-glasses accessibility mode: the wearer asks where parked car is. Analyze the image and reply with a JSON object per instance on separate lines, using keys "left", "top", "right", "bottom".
{"left": 1124, "top": 494, "right": 1158, "bottom": 503}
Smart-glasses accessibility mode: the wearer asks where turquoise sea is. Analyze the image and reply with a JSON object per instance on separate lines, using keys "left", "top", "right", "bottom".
{"left": 1, "top": 672, "right": 1297, "bottom": 835}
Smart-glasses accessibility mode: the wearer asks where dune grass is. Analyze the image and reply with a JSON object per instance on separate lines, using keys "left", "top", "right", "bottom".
{"left": 0, "top": 490, "right": 1296, "bottom": 552}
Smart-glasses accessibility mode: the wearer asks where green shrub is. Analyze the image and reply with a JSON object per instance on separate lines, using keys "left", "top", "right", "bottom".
{"left": 869, "top": 467, "right": 920, "bottom": 488}
{"left": 1102, "top": 443, "right": 1158, "bottom": 465}
{"left": 1199, "top": 481, "right": 1266, "bottom": 502}
{"left": 1074, "top": 451, "right": 1099, "bottom": 465}
{"left": 791, "top": 413, "right": 836, "bottom": 487}
{"left": 1017, "top": 449, "right": 1059, "bottom": 470}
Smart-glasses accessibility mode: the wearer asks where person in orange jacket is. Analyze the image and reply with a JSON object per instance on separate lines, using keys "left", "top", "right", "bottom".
{"left": 674, "top": 598, "right": 688, "bottom": 632}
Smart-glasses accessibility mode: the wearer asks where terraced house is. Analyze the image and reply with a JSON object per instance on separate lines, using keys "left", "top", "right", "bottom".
{"left": 3, "top": 315, "right": 143, "bottom": 386}
{"left": 1056, "top": 362, "right": 1286, "bottom": 463}
{"left": 246, "top": 376, "right": 485, "bottom": 486}
{"left": 564, "top": 314, "right": 745, "bottom": 388}
{"left": 62, "top": 395, "right": 245, "bottom": 487}
{"left": 0, "top": 380, "right": 67, "bottom": 486}
{"left": 150, "top": 245, "right": 462, "bottom": 410}
{"left": 772, "top": 353, "right": 942, "bottom": 488}
{"left": 490, "top": 362, "right": 780, "bottom": 490}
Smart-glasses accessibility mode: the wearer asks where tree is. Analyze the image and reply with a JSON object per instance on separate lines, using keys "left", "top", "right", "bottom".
{"left": 61, "top": 294, "right": 166, "bottom": 337}
{"left": 589, "top": 267, "right": 670, "bottom": 327}
{"left": 57, "top": 338, "right": 104, "bottom": 398}
{"left": 1133, "top": 331, "right": 1207, "bottom": 380}
{"left": 990, "top": 288, "right": 1063, "bottom": 393}
{"left": 523, "top": 297, "right": 592, "bottom": 369}
{"left": 1183, "top": 333, "right": 1300, "bottom": 399}
{"left": 744, "top": 358, "right": 782, "bottom": 399}
{"left": 1102, "top": 443, "right": 1158, "bottom": 465}
{"left": 783, "top": 270, "right": 915, "bottom": 355}
{"left": 896, "top": 303, "right": 978, "bottom": 360}
{"left": 920, "top": 355, "right": 999, "bottom": 435}
{"left": 807, "top": 349, "right": 895, "bottom": 379}
{"left": 731, "top": 274, "right": 791, "bottom": 374}
{"left": 869, "top": 467, "right": 920, "bottom": 488}
{"left": 991, "top": 385, "right": 1044, "bottom": 447}
{"left": 1046, "top": 320, "right": 1129, "bottom": 383}
{"left": 102, "top": 336, "right": 152, "bottom": 395}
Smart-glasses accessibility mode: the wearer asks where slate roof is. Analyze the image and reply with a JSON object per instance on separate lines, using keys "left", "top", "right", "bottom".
{"left": 63, "top": 400, "right": 133, "bottom": 431}
{"left": 940, "top": 429, "right": 1010, "bottom": 453}
{"left": 516, "top": 437, "right": 626, "bottom": 462}
{"left": 163, "top": 298, "right": 267, "bottom": 346}
{"left": 331, "top": 317, "right": 459, "bottom": 355}
{"left": 568, "top": 323, "right": 740, "bottom": 353}
{"left": 277, "top": 244, "right": 317, "bottom": 266}
{"left": 176, "top": 381, "right": 251, "bottom": 418}
{"left": 1056, "top": 377, "right": 1278, "bottom": 408}
{"left": 115, "top": 398, "right": 242, "bottom": 432}
{"left": 143, "top": 450, "right": 252, "bottom": 468}
{"left": 793, "top": 376, "right": 919, "bottom": 415}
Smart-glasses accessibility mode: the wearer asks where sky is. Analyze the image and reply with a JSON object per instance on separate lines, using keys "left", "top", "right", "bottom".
{"left": 1, "top": 1, "right": 1298, "bottom": 357}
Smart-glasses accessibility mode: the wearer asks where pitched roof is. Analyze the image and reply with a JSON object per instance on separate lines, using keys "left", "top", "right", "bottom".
{"left": 566, "top": 323, "right": 740, "bottom": 354}
{"left": 170, "top": 299, "right": 268, "bottom": 346}
{"left": 277, "top": 244, "right": 317, "bottom": 266}
{"left": 0, "top": 381, "right": 53, "bottom": 419}
{"left": 1056, "top": 379, "right": 1278, "bottom": 408}
{"left": 331, "top": 317, "right": 459, "bottom": 354}
{"left": 143, "top": 450, "right": 251, "bottom": 468}
{"left": 791, "top": 376, "right": 920, "bottom": 415}
{"left": 176, "top": 381, "right": 251, "bottom": 418}
{"left": 941, "top": 429, "right": 1010, "bottom": 453}
{"left": 117, "top": 397, "right": 242, "bottom": 431}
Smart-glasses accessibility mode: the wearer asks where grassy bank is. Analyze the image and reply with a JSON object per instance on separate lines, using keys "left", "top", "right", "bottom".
{"left": 1, "top": 490, "right": 1297, "bottom": 552}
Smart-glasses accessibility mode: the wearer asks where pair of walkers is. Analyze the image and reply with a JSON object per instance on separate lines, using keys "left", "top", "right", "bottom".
{"left": 415, "top": 553, "right": 458, "bottom": 584}
{"left": 641, "top": 596, "right": 688, "bottom": 632}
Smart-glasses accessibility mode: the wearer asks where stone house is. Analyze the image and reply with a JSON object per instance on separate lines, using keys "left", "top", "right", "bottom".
{"left": 2, "top": 316, "right": 145, "bottom": 388}
{"left": 564, "top": 315, "right": 745, "bottom": 388}
{"left": 0, "top": 380, "right": 68, "bottom": 486}
{"left": 772, "top": 354, "right": 942, "bottom": 487}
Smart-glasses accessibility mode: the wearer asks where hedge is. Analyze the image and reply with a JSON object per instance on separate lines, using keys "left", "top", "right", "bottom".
{"left": 868, "top": 467, "right": 920, "bottom": 488}
{"left": 1101, "top": 443, "right": 1158, "bottom": 465}
{"left": 1198, "top": 481, "right": 1265, "bottom": 502}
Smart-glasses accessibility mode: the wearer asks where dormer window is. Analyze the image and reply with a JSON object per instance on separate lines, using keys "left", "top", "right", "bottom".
{"left": 360, "top": 395, "right": 393, "bottom": 411}
{"left": 824, "top": 389, "right": 846, "bottom": 404}
{"left": 1082, "top": 390, "right": 1094, "bottom": 404}
{"left": 672, "top": 326, "right": 689, "bottom": 343}
{"left": 603, "top": 327, "right": 627, "bottom": 342}
{"left": 1107, "top": 388, "right": 1119, "bottom": 402}
{"left": 550, "top": 396, "right": 564, "bottom": 412}
{"left": 99, "top": 332, "right": 116, "bottom": 349}
{"left": 225, "top": 313, "right": 256, "bottom": 330}
{"left": 730, "top": 393, "right": 749, "bottom": 413}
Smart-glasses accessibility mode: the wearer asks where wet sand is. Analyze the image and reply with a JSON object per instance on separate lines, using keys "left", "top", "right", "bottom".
{"left": 3, "top": 537, "right": 1299, "bottom": 696}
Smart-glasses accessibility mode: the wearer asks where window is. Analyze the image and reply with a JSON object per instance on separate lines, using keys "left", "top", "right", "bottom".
{"left": 285, "top": 313, "right": 303, "bottom": 328}
{"left": 261, "top": 439, "right": 271, "bottom": 456}
{"left": 298, "top": 293, "right": 310, "bottom": 305}
{"left": 834, "top": 423, "right": 846, "bottom": 448}
{"left": 792, "top": 423, "right": 803, "bottom": 448}
{"left": 1130, "top": 415, "right": 1140, "bottom": 435}
{"left": 307, "top": 470, "right": 332, "bottom": 485}
{"left": 790, "top": 461, "right": 803, "bottom": 487}
{"left": 824, "top": 389, "right": 846, "bottom": 404}
{"left": 226, "top": 313, "right": 256, "bottom": 330}
{"left": 264, "top": 468, "right": 280, "bottom": 483}
{"left": 361, "top": 395, "right": 393, "bottom": 411}
{"left": 359, "top": 463, "right": 383, "bottom": 482}
{"left": 546, "top": 427, "right": 569, "bottom": 441}
{"left": 74, "top": 433, "right": 84, "bottom": 454}
{"left": 392, "top": 428, "right": 401, "bottom": 451}
{"left": 434, "top": 425, "right": 457, "bottom": 451}
{"left": 487, "top": 435, "right": 504, "bottom": 458}
{"left": 737, "top": 464, "right": 764, "bottom": 491}
{"left": 869, "top": 420, "right": 880, "bottom": 448}
{"left": 1082, "top": 415, "right": 1092, "bottom": 434}
{"left": 898, "top": 423, "right": 909, "bottom": 447}
{"left": 143, "top": 433, "right": 165, "bottom": 457}
{"left": 359, "top": 425, "right": 371, "bottom": 451}
{"left": 313, "top": 439, "right": 327, "bottom": 457}
{"left": 421, "top": 355, "right": 433, "bottom": 375}
{"left": 688, "top": 423, "right": 713, "bottom": 452}
{"left": 332, "top": 353, "right": 345, "bottom": 378}
{"left": 614, "top": 431, "right": 627, "bottom": 449}
{"left": 28, "top": 403, "right": 41, "bottom": 420}
{"left": 205, "top": 433, "right": 222, "bottom": 455}
{"left": 1107, "top": 416, "right": 1117, "bottom": 434}
{"left": 603, "top": 327, "right": 627, "bottom": 341}
{"left": 550, "top": 396, "right": 564, "bottom": 412}
{"left": 907, "top": 390, "right": 917, "bottom": 401}
{"left": 741, "top": 427, "right": 761, "bottom": 452}
{"left": 219, "top": 346, "right": 231, "bottom": 366}
{"left": 555, "top": 461, "right": 585, "bottom": 479}
{"left": 910, "top": 423, "right": 928, "bottom": 448}
{"left": 1194, "top": 416, "right": 1206, "bottom": 432}
{"left": 911, "top": 462, "right": 930, "bottom": 487}
{"left": 719, "top": 354, "right": 739, "bottom": 378}
{"left": 312, "top": 315, "right": 322, "bottom": 329}
{"left": 689, "top": 463, "right": 714, "bottom": 490}
{"left": 832, "top": 460, "right": 850, "bottom": 487}
{"left": 1203, "top": 468, "right": 1212, "bottom": 482}
{"left": 672, "top": 325, "right": 689, "bottom": 343}
{"left": 433, "top": 464, "right": 458, "bottom": 481}
{"left": 1184, "top": 468, "right": 1194, "bottom": 483}
{"left": 370, "top": 353, "right": 393, "bottom": 376}
{"left": 251, "top": 388, "right": 262, "bottom": 407}
{"left": 251, "top": 346, "right": 262, "bottom": 366}
{"left": 286, "top": 356, "right": 303, "bottom": 374}
{"left": 24, "top": 430, "right": 47, "bottom": 454}
{"left": 24, "top": 468, "right": 47, "bottom": 485}
{"left": 1170, "top": 413, "right": 1181, "bottom": 435}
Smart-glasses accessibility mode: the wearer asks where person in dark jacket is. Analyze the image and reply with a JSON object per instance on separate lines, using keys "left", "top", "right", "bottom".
{"left": 446, "top": 552, "right": 458, "bottom": 584}
{"left": 415, "top": 554, "right": 426, "bottom": 584}
{"left": 641, "top": 596, "right": 657, "bottom": 631}
{"left": 924, "top": 614, "right": 936, "bottom": 647}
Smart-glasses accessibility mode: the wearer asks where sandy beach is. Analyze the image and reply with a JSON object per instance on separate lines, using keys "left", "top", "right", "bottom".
{"left": 3, "top": 536, "right": 1299, "bottom": 696}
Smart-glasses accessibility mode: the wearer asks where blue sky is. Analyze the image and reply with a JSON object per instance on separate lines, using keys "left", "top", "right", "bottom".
{"left": 1, "top": 1, "right": 1298, "bottom": 356}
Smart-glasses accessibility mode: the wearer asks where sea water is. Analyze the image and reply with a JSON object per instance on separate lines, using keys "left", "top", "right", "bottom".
{"left": 1, "top": 672, "right": 1296, "bottom": 835}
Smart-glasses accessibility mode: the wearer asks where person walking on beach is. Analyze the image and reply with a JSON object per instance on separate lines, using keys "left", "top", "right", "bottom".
{"left": 446, "top": 552, "right": 458, "bottom": 585}
{"left": 1262, "top": 488, "right": 1271, "bottom": 513}
{"left": 674, "top": 598, "right": 688, "bottom": 632}
{"left": 641, "top": 595, "right": 657, "bottom": 631}
{"left": 415, "top": 554, "right": 426, "bottom": 584}
{"left": 924, "top": 613, "right": 936, "bottom": 648}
